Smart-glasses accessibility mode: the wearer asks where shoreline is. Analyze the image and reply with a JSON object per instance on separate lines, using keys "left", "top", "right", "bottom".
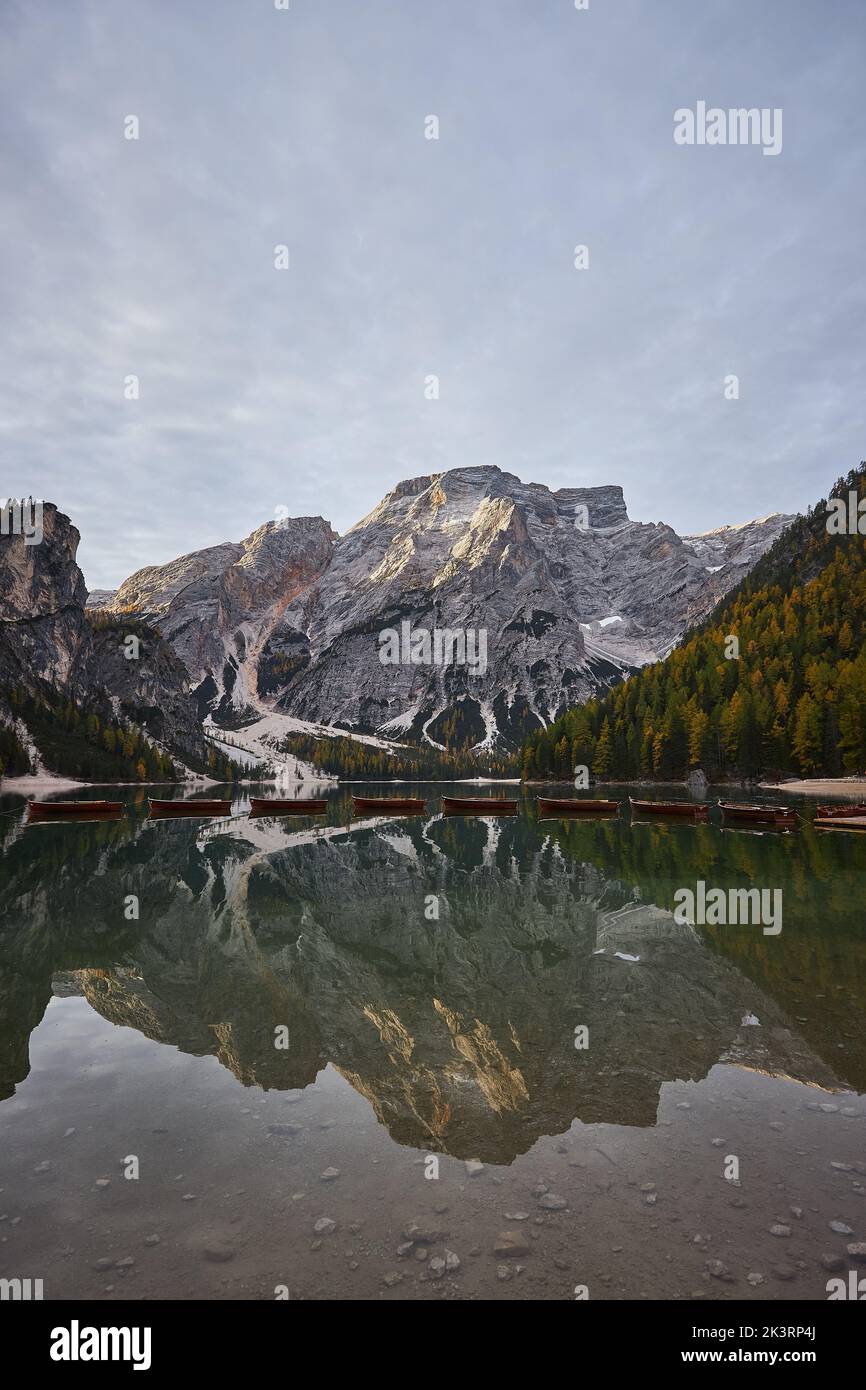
{"left": 759, "top": 778, "right": 866, "bottom": 797}
{"left": 6, "top": 772, "right": 863, "bottom": 798}
{"left": 527, "top": 777, "right": 866, "bottom": 799}
{"left": 0, "top": 773, "right": 221, "bottom": 794}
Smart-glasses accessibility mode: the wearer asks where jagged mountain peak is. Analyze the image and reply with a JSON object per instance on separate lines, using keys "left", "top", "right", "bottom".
{"left": 112, "top": 514, "right": 336, "bottom": 611}
{"left": 686, "top": 510, "right": 786, "bottom": 539}
{"left": 86, "top": 472, "right": 795, "bottom": 749}
{"left": 356, "top": 465, "right": 630, "bottom": 536}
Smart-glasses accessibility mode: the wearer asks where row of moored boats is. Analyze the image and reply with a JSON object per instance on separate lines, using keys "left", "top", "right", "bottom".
{"left": 24, "top": 794, "right": 866, "bottom": 828}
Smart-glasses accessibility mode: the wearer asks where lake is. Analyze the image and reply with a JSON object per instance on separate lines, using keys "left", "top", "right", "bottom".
{"left": 1, "top": 784, "right": 864, "bottom": 1301}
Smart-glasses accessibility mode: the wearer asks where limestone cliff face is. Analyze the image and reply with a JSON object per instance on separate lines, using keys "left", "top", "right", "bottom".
{"left": 104, "top": 467, "right": 792, "bottom": 747}
{"left": 0, "top": 505, "right": 215, "bottom": 770}
{"left": 71, "top": 622, "right": 208, "bottom": 767}
{"left": 0, "top": 504, "right": 88, "bottom": 692}
{"left": 106, "top": 517, "right": 337, "bottom": 722}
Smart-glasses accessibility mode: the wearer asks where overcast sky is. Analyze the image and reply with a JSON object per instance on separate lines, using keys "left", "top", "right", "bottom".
{"left": 2, "top": 0, "right": 864, "bottom": 588}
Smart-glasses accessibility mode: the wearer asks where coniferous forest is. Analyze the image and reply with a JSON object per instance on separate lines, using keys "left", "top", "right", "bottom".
{"left": 521, "top": 464, "right": 866, "bottom": 784}
{"left": 0, "top": 687, "right": 242, "bottom": 784}
{"left": 277, "top": 731, "right": 516, "bottom": 781}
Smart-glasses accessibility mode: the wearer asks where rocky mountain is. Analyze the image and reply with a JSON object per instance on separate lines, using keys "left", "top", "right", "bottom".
{"left": 106, "top": 517, "right": 337, "bottom": 724}
{"left": 84, "top": 588, "right": 116, "bottom": 608}
{"left": 0, "top": 501, "right": 89, "bottom": 694}
{"left": 682, "top": 514, "right": 796, "bottom": 571}
{"left": 523, "top": 462, "right": 866, "bottom": 782}
{"left": 101, "top": 467, "right": 793, "bottom": 750}
{"left": 0, "top": 504, "right": 224, "bottom": 775}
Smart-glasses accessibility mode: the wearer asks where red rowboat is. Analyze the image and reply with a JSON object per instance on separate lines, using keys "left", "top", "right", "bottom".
{"left": 630, "top": 797, "right": 709, "bottom": 819}
{"left": 816, "top": 802, "right": 866, "bottom": 819}
{"left": 149, "top": 798, "right": 231, "bottom": 817}
{"left": 250, "top": 797, "right": 327, "bottom": 815}
{"left": 718, "top": 800, "right": 798, "bottom": 826}
{"left": 537, "top": 797, "right": 618, "bottom": 814}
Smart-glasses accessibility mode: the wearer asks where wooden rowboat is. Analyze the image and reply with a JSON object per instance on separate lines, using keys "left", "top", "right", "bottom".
{"left": 351, "top": 795, "right": 427, "bottom": 814}
{"left": 27, "top": 799, "right": 122, "bottom": 820}
{"left": 149, "top": 798, "right": 231, "bottom": 817}
{"left": 441, "top": 796, "right": 518, "bottom": 815}
{"left": 537, "top": 797, "right": 618, "bottom": 815}
{"left": 816, "top": 802, "right": 866, "bottom": 819}
{"left": 718, "top": 800, "right": 798, "bottom": 825}
{"left": 630, "top": 797, "right": 709, "bottom": 819}
{"left": 249, "top": 797, "right": 327, "bottom": 815}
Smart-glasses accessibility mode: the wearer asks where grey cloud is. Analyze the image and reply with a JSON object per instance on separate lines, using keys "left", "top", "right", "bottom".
{"left": 1, "top": 0, "right": 863, "bottom": 587}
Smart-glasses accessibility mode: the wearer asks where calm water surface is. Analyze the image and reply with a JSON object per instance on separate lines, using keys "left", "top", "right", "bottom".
{"left": 1, "top": 784, "right": 864, "bottom": 1300}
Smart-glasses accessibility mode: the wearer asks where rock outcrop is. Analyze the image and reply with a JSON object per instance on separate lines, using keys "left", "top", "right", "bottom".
{"left": 109, "top": 517, "right": 337, "bottom": 723}
{"left": 0, "top": 504, "right": 218, "bottom": 771}
{"left": 0, "top": 503, "right": 89, "bottom": 693}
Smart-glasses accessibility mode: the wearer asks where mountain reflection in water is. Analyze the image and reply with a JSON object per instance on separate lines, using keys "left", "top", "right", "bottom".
{"left": 1, "top": 788, "right": 864, "bottom": 1167}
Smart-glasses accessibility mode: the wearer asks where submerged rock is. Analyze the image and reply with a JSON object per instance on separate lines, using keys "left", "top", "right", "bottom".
{"left": 538, "top": 1194, "right": 567, "bottom": 1211}
{"left": 494, "top": 1231, "right": 531, "bottom": 1257}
